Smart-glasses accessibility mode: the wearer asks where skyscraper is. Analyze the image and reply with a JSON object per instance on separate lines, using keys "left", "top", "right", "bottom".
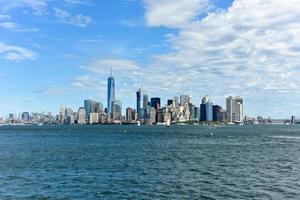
{"left": 206, "top": 99, "right": 213, "bottom": 122}
{"left": 180, "top": 95, "right": 191, "bottom": 106}
{"left": 112, "top": 100, "right": 122, "bottom": 120}
{"left": 136, "top": 88, "right": 142, "bottom": 119}
{"left": 150, "top": 97, "right": 160, "bottom": 124}
{"left": 213, "top": 105, "right": 222, "bottom": 122}
{"left": 22, "top": 112, "right": 30, "bottom": 121}
{"left": 226, "top": 96, "right": 243, "bottom": 123}
{"left": 200, "top": 95, "right": 209, "bottom": 122}
{"left": 200, "top": 95, "right": 213, "bottom": 122}
{"left": 84, "top": 100, "right": 91, "bottom": 119}
{"left": 143, "top": 94, "right": 149, "bottom": 119}
{"left": 107, "top": 71, "right": 115, "bottom": 117}
{"left": 150, "top": 97, "right": 160, "bottom": 109}
{"left": 77, "top": 107, "right": 86, "bottom": 124}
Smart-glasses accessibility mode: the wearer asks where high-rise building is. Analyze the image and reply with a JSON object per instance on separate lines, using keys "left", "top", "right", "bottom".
{"left": 107, "top": 71, "right": 115, "bottom": 117}
{"left": 226, "top": 96, "right": 243, "bottom": 123}
{"left": 213, "top": 105, "right": 222, "bottom": 122}
{"left": 194, "top": 107, "right": 200, "bottom": 120}
{"left": 112, "top": 100, "right": 122, "bottom": 120}
{"left": 136, "top": 88, "right": 142, "bottom": 119}
{"left": 189, "top": 103, "right": 195, "bottom": 120}
{"left": 200, "top": 104, "right": 206, "bottom": 122}
{"left": 142, "top": 94, "right": 149, "bottom": 119}
{"left": 142, "top": 94, "right": 148, "bottom": 109}
{"left": 90, "top": 101, "right": 103, "bottom": 113}
{"left": 22, "top": 112, "right": 30, "bottom": 121}
{"left": 200, "top": 96, "right": 209, "bottom": 122}
{"left": 220, "top": 109, "right": 227, "bottom": 122}
{"left": 59, "top": 106, "right": 65, "bottom": 124}
{"left": 77, "top": 107, "right": 86, "bottom": 124}
{"left": 84, "top": 100, "right": 91, "bottom": 119}
{"left": 200, "top": 95, "right": 213, "bottom": 122}
{"left": 150, "top": 97, "right": 160, "bottom": 109}
{"left": 65, "top": 108, "right": 73, "bottom": 117}
{"left": 126, "top": 107, "right": 136, "bottom": 122}
{"left": 174, "top": 96, "right": 179, "bottom": 107}
{"left": 206, "top": 99, "right": 213, "bottom": 122}
{"left": 167, "top": 99, "right": 173, "bottom": 106}
{"left": 149, "top": 107, "right": 157, "bottom": 124}
{"left": 291, "top": 116, "right": 296, "bottom": 124}
{"left": 89, "top": 113, "right": 99, "bottom": 124}
{"left": 180, "top": 95, "right": 191, "bottom": 106}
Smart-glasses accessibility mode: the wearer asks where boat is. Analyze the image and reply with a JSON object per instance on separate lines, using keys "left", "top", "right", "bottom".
{"left": 137, "top": 121, "right": 141, "bottom": 126}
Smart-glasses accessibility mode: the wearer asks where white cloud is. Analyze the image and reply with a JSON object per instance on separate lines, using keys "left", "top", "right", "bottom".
{"left": 0, "top": 0, "right": 47, "bottom": 15}
{"left": 0, "top": 21, "right": 39, "bottom": 32}
{"left": 54, "top": 7, "right": 92, "bottom": 27}
{"left": 0, "top": 22, "right": 17, "bottom": 29}
{"left": 0, "top": 42, "right": 37, "bottom": 61}
{"left": 141, "top": 0, "right": 300, "bottom": 116}
{"left": 145, "top": 0, "right": 212, "bottom": 28}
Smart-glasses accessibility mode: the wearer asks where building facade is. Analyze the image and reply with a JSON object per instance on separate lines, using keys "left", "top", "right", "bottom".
{"left": 107, "top": 72, "right": 115, "bottom": 117}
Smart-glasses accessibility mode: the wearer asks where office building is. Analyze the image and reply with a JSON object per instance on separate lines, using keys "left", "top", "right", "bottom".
{"left": 180, "top": 95, "right": 191, "bottom": 106}
{"left": 126, "top": 107, "right": 136, "bottom": 122}
{"left": 226, "top": 96, "right": 244, "bottom": 123}
{"left": 194, "top": 106, "right": 200, "bottom": 120}
{"left": 150, "top": 97, "right": 160, "bottom": 109}
{"left": 213, "top": 105, "right": 222, "bottom": 122}
{"left": 142, "top": 94, "right": 149, "bottom": 119}
{"left": 136, "top": 88, "right": 142, "bottom": 119}
{"left": 149, "top": 107, "right": 157, "bottom": 124}
{"left": 84, "top": 100, "right": 91, "bottom": 119}
{"left": 22, "top": 112, "right": 30, "bottom": 121}
{"left": 107, "top": 71, "right": 115, "bottom": 117}
{"left": 89, "top": 113, "right": 99, "bottom": 124}
{"left": 112, "top": 100, "right": 122, "bottom": 120}
{"left": 206, "top": 99, "right": 213, "bottom": 122}
{"left": 77, "top": 107, "right": 86, "bottom": 124}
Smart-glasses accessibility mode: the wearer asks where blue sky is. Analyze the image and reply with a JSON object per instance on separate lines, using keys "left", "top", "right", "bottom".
{"left": 1, "top": 0, "right": 300, "bottom": 119}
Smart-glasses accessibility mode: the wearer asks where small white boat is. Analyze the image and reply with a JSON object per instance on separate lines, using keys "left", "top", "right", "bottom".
{"left": 137, "top": 121, "right": 141, "bottom": 126}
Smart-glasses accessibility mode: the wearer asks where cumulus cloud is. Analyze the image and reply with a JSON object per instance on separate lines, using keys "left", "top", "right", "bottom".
{"left": 142, "top": 0, "right": 300, "bottom": 115}
{"left": 144, "top": 0, "right": 212, "bottom": 28}
{"left": 54, "top": 7, "right": 92, "bottom": 27}
{"left": 51, "top": 0, "right": 300, "bottom": 117}
{"left": 0, "top": 42, "right": 37, "bottom": 61}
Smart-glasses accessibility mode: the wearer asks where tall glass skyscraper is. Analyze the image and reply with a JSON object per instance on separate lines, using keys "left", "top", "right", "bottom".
{"left": 107, "top": 72, "right": 115, "bottom": 116}
{"left": 206, "top": 99, "right": 213, "bottom": 122}
{"left": 84, "top": 99, "right": 91, "bottom": 119}
{"left": 136, "top": 88, "right": 142, "bottom": 119}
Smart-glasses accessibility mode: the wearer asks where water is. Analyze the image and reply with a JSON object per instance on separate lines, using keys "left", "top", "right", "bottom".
{"left": 0, "top": 125, "right": 299, "bottom": 199}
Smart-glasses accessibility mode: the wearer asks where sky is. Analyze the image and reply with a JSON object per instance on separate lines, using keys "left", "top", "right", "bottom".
{"left": 0, "top": 0, "right": 300, "bottom": 119}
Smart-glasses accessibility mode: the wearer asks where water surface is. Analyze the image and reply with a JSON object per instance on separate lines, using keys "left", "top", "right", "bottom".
{"left": 0, "top": 125, "right": 299, "bottom": 199}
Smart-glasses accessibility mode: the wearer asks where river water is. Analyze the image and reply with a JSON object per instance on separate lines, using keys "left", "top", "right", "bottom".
{"left": 0, "top": 125, "right": 299, "bottom": 199}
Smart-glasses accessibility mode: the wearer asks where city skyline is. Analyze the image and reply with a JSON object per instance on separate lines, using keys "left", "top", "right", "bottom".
{"left": 1, "top": 0, "right": 300, "bottom": 119}
{"left": 2, "top": 71, "right": 296, "bottom": 125}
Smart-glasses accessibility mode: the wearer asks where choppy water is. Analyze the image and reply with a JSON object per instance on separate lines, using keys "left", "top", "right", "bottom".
{"left": 0, "top": 125, "right": 299, "bottom": 199}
